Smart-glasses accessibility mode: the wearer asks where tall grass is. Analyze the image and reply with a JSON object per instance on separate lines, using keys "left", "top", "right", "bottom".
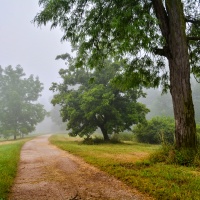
{"left": 0, "top": 139, "right": 30, "bottom": 199}
{"left": 50, "top": 134, "right": 200, "bottom": 200}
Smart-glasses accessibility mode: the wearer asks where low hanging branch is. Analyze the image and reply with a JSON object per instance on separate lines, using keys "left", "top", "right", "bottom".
{"left": 187, "top": 36, "right": 200, "bottom": 41}
{"left": 185, "top": 17, "right": 200, "bottom": 25}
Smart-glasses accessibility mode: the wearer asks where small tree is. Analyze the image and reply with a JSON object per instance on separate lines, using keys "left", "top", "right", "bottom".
{"left": 0, "top": 66, "right": 46, "bottom": 139}
{"left": 51, "top": 58, "right": 149, "bottom": 141}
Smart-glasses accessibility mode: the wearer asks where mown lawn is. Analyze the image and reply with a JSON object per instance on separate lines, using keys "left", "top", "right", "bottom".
{"left": 0, "top": 138, "right": 31, "bottom": 200}
{"left": 50, "top": 134, "right": 200, "bottom": 200}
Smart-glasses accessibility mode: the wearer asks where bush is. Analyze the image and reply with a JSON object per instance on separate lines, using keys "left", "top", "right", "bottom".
{"left": 133, "top": 117, "right": 175, "bottom": 144}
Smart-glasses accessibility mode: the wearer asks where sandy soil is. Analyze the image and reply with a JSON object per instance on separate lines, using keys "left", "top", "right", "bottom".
{"left": 9, "top": 135, "right": 153, "bottom": 200}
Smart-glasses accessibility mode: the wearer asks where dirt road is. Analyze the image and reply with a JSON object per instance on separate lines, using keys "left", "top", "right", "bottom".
{"left": 9, "top": 135, "right": 153, "bottom": 200}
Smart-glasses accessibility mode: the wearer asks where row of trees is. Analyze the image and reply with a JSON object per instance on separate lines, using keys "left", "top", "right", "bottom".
{"left": 34, "top": 0, "right": 200, "bottom": 150}
{"left": 0, "top": 66, "right": 46, "bottom": 139}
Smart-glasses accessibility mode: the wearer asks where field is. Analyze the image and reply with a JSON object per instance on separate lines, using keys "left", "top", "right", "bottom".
{"left": 0, "top": 138, "right": 31, "bottom": 199}
{"left": 50, "top": 134, "right": 200, "bottom": 200}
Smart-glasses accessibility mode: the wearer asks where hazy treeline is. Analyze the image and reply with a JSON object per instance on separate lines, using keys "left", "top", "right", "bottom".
{"left": 140, "top": 78, "right": 200, "bottom": 123}
{"left": 0, "top": 66, "right": 46, "bottom": 140}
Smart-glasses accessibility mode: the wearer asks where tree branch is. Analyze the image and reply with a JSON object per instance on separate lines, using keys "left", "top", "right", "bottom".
{"left": 153, "top": 46, "right": 169, "bottom": 57}
{"left": 187, "top": 37, "right": 200, "bottom": 41}
{"left": 153, "top": 48, "right": 166, "bottom": 57}
{"left": 152, "top": 0, "right": 169, "bottom": 40}
{"left": 185, "top": 17, "right": 200, "bottom": 25}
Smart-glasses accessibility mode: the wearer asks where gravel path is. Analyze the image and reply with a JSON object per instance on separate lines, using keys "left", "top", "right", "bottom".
{"left": 9, "top": 135, "right": 153, "bottom": 200}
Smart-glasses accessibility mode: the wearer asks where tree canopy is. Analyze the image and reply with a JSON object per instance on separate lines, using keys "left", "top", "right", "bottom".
{"left": 34, "top": 0, "right": 200, "bottom": 149}
{"left": 0, "top": 66, "right": 46, "bottom": 139}
{"left": 51, "top": 57, "right": 149, "bottom": 141}
{"left": 34, "top": 0, "right": 200, "bottom": 81}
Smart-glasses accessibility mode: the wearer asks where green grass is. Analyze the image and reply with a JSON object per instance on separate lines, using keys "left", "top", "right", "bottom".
{"left": 0, "top": 138, "right": 31, "bottom": 200}
{"left": 50, "top": 134, "right": 200, "bottom": 200}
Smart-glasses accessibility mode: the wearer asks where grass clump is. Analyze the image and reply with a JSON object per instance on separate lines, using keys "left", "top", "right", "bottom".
{"left": 0, "top": 138, "right": 30, "bottom": 199}
{"left": 149, "top": 144, "right": 200, "bottom": 166}
{"left": 50, "top": 134, "right": 200, "bottom": 199}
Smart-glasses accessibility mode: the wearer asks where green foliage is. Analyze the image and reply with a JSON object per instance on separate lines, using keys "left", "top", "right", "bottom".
{"left": 133, "top": 117, "right": 175, "bottom": 144}
{"left": 51, "top": 58, "right": 149, "bottom": 140}
{"left": 0, "top": 66, "right": 46, "bottom": 139}
{"left": 34, "top": 0, "right": 200, "bottom": 90}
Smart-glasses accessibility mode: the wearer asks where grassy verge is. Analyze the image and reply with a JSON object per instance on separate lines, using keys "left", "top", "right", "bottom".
{"left": 0, "top": 138, "right": 32, "bottom": 199}
{"left": 50, "top": 134, "right": 200, "bottom": 200}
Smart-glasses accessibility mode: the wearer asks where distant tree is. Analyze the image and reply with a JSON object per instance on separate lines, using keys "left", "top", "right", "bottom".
{"left": 51, "top": 57, "right": 149, "bottom": 141}
{"left": 0, "top": 66, "right": 46, "bottom": 139}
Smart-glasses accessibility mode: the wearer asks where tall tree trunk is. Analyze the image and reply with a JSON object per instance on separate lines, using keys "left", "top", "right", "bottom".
{"left": 153, "top": 0, "right": 197, "bottom": 149}
{"left": 167, "top": 0, "right": 197, "bottom": 149}
{"left": 14, "top": 133, "right": 16, "bottom": 140}
{"left": 99, "top": 126, "right": 110, "bottom": 141}
{"left": 166, "top": 0, "right": 197, "bottom": 149}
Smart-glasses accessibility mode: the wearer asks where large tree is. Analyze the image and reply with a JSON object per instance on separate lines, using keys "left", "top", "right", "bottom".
{"left": 34, "top": 0, "right": 200, "bottom": 149}
{"left": 50, "top": 57, "right": 148, "bottom": 141}
{"left": 0, "top": 66, "right": 46, "bottom": 139}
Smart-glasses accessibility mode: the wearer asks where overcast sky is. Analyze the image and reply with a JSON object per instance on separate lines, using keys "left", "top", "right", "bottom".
{"left": 0, "top": 0, "right": 71, "bottom": 109}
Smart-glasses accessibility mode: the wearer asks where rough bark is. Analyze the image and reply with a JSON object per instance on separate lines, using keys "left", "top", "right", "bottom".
{"left": 153, "top": 0, "right": 197, "bottom": 149}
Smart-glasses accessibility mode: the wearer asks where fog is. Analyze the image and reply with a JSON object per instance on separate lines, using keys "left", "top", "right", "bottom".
{"left": 0, "top": 1, "right": 71, "bottom": 132}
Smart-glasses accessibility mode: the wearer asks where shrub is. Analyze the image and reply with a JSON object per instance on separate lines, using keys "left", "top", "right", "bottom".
{"left": 133, "top": 117, "right": 175, "bottom": 144}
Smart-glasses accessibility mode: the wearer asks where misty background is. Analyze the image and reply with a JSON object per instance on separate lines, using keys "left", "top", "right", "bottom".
{"left": 0, "top": 1, "right": 71, "bottom": 133}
